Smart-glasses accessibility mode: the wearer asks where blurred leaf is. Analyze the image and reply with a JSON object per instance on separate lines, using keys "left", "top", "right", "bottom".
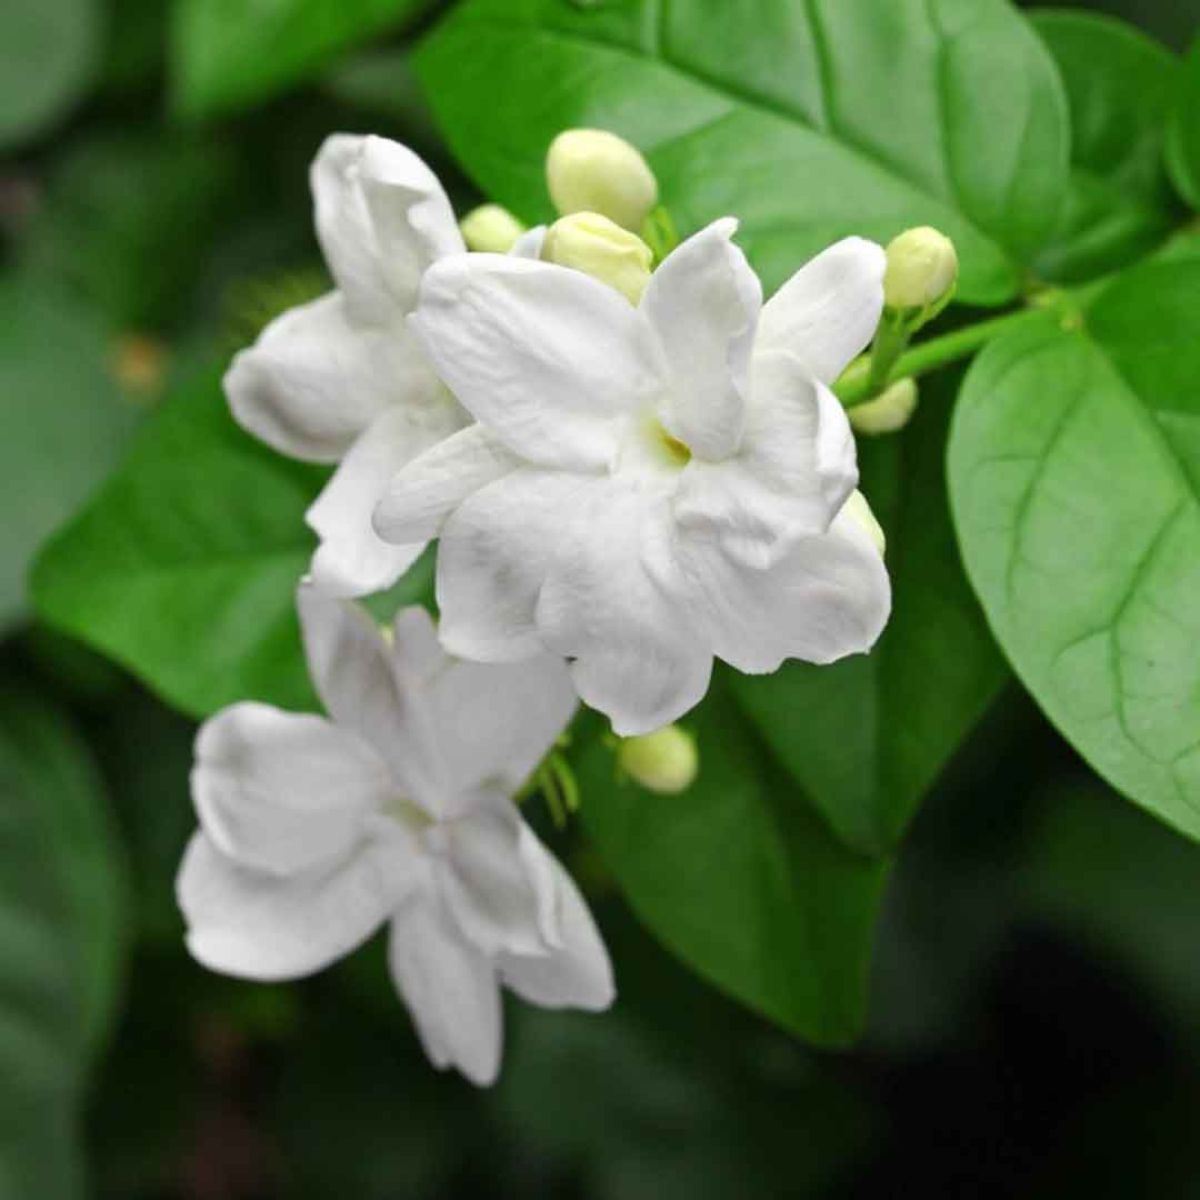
{"left": 732, "top": 371, "right": 1007, "bottom": 855}
{"left": 21, "top": 134, "right": 240, "bottom": 329}
{"left": 1166, "top": 34, "right": 1200, "bottom": 210}
{"left": 0, "top": 0, "right": 102, "bottom": 151}
{"left": 1031, "top": 10, "right": 1180, "bottom": 282}
{"left": 0, "top": 281, "right": 138, "bottom": 631}
{"left": 171, "top": 0, "right": 437, "bottom": 120}
{"left": 0, "top": 686, "right": 126, "bottom": 1198}
{"left": 31, "top": 366, "right": 325, "bottom": 719}
{"left": 415, "top": 0, "right": 1069, "bottom": 304}
{"left": 577, "top": 684, "right": 889, "bottom": 1046}
{"left": 948, "top": 258, "right": 1200, "bottom": 841}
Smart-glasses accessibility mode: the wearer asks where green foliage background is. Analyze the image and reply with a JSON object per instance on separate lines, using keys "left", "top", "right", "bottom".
{"left": 2, "top": 0, "right": 1199, "bottom": 1195}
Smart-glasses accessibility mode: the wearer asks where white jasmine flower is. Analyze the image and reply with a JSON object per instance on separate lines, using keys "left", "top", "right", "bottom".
{"left": 224, "top": 134, "right": 468, "bottom": 598}
{"left": 375, "top": 220, "right": 892, "bottom": 734}
{"left": 177, "top": 582, "right": 612, "bottom": 1086}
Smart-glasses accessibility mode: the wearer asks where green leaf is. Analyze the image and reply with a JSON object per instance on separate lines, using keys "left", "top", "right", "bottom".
{"left": 21, "top": 133, "right": 241, "bottom": 329}
{"left": 731, "top": 372, "right": 1007, "bottom": 855}
{"left": 415, "top": 0, "right": 1069, "bottom": 304}
{"left": 577, "top": 683, "right": 889, "bottom": 1045}
{"left": 171, "top": 0, "right": 435, "bottom": 120}
{"left": 1031, "top": 10, "right": 1180, "bottom": 283}
{"left": 948, "top": 258, "right": 1200, "bottom": 841}
{"left": 0, "top": 281, "right": 139, "bottom": 631}
{"left": 31, "top": 366, "right": 326, "bottom": 719}
{"left": 0, "top": 0, "right": 102, "bottom": 151}
{"left": 0, "top": 687, "right": 126, "bottom": 1198}
{"left": 1166, "top": 34, "right": 1200, "bottom": 210}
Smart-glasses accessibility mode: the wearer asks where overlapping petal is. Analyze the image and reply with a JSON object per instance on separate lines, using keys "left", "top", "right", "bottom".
{"left": 373, "top": 423, "right": 519, "bottom": 547}
{"left": 755, "top": 236, "right": 886, "bottom": 384}
{"left": 225, "top": 292, "right": 436, "bottom": 463}
{"left": 673, "top": 350, "right": 858, "bottom": 567}
{"left": 535, "top": 481, "right": 712, "bottom": 735}
{"left": 307, "top": 405, "right": 462, "bottom": 597}
{"left": 678, "top": 506, "right": 892, "bottom": 675}
{"left": 410, "top": 254, "right": 666, "bottom": 469}
{"left": 192, "top": 702, "right": 388, "bottom": 876}
{"left": 436, "top": 469, "right": 592, "bottom": 662}
{"left": 178, "top": 833, "right": 401, "bottom": 981}
{"left": 641, "top": 218, "right": 761, "bottom": 460}
{"left": 388, "top": 897, "right": 503, "bottom": 1086}
{"left": 311, "top": 134, "right": 462, "bottom": 324}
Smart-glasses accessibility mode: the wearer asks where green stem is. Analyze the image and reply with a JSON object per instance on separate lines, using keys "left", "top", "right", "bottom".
{"left": 835, "top": 304, "right": 1053, "bottom": 407}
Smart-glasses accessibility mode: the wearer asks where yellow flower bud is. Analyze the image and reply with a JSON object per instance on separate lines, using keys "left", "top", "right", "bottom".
{"left": 848, "top": 378, "right": 918, "bottom": 436}
{"left": 542, "top": 211, "right": 653, "bottom": 304}
{"left": 883, "top": 226, "right": 958, "bottom": 311}
{"left": 459, "top": 203, "right": 527, "bottom": 254}
{"left": 842, "top": 489, "right": 886, "bottom": 556}
{"left": 618, "top": 725, "right": 698, "bottom": 794}
{"left": 545, "top": 128, "right": 658, "bottom": 232}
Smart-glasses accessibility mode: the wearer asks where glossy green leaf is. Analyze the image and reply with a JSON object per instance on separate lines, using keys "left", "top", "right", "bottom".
{"left": 949, "top": 258, "right": 1200, "bottom": 841}
{"left": 416, "top": 0, "right": 1069, "bottom": 304}
{"left": 171, "top": 0, "right": 435, "bottom": 120}
{"left": 0, "top": 688, "right": 125, "bottom": 1198}
{"left": 1166, "top": 34, "right": 1200, "bottom": 210}
{"left": 0, "top": 281, "right": 139, "bottom": 631}
{"left": 1031, "top": 10, "right": 1179, "bottom": 282}
{"left": 577, "top": 683, "right": 889, "bottom": 1045}
{"left": 0, "top": 0, "right": 102, "bottom": 150}
{"left": 31, "top": 367, "right": 325, "bottom": 719}
{"left": 731, "top": 373, "right": 1007, "bottom": 855}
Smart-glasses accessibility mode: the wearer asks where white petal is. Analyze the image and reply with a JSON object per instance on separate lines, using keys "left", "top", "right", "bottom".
{"left": 388, "top": 897, "right": 502, "bottom": 1086}
{"left": 641, "top": 218, "right": 761, "bottom": 460}
{"left": 535, "top": 480, "right": 712, "bottom": 735}
{"left": 311, "top": 134, "right": 462, "bottom": 323}
{"left": 497, "top": 829, "right": 614, "bottom": 1010}
{"left": 755, "top": 237, "right": 886, "bottom": 385}
{"left": 177, "top": 832, "right": 400, "bottom": 981}
{"left": 679, "top": 506, "right": 892, "bottom": 675}
{"left": 673, "top": 350, "right": 858, "bottom": 568}
{"left": 225, "top": 291, "right": 438, "bottom": 463}
{"left": 389, "top": 606, "right": 447, "bottom": 681}
{"left": 192, "top": 702, "right": 389, "bottom": 876}
{"left": 508, "top": 225, "right": 546, "bottom": 258}
{"left": 307, "top": 404, "right": 463, "bottom": 598}
{"left": 410, "top": 254, "right": 666, "bottom": 469}
{"left": 296, "top": 583, "right": 443, "bottom": 804}
{"left": 427, "top": 654, "right": 577, "bottom": 797}
{"left": 436, "top": 469, "right": 591, "bottom": 662}
{"left": 373, "top": 423, "right": 519, "bottom": 546}
{"left": 435, "top": 804, "right": 548, "bottom": 958}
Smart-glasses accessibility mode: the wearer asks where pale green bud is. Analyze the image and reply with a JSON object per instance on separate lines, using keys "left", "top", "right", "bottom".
{"left": 542, "top": 211, "right": 653, "bottom": 304}
{"left": 842, "top": 489, "right": 886, "bottom": 556}
{"left": 883, "top": 226, "right": 958, "bottom": 311}
{"left": 459, "top": 203, "right": 527, "bottom": 253}
{"left": 618, "top": 725, "right": 698, "bottom": 794}
{"left": 848, "top": 378, "right": 918, "bottom": 436}
{"left": 546, "top": 128, "right": 659, "bottom": 232}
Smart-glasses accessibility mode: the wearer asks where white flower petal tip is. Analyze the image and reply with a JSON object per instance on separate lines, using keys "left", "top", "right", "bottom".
{"left": 178, "top": 587, "right": 605, "bottom": 1086}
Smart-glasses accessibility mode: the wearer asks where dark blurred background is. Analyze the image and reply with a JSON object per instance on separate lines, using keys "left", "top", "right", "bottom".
{"left": 3, "top": 0, "right": 1200, "bottom": 1196}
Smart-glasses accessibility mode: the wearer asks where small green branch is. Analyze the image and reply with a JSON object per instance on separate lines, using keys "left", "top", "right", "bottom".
{"left": 835, "top": 295, "right": 1078, "bottom": 408}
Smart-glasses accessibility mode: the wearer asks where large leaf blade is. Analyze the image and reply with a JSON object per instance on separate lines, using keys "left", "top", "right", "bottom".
{"left": 415, "top": 0, "right": 1069, "bottom": 304}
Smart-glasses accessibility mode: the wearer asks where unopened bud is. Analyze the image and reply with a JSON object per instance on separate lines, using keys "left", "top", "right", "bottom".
{"left": 848, "top": 378, "right": 918, "bottom": 436}
{"left": 543, "top": 211, "right": 653, "bottom": 304}
{"left": 842, "top": 489, "right": 886, "bottom": 556}
{"left": 459, "top": 203, "right": 526, "bottom": 254}
{"left": 618, "top": 725, "right": 698, "bottom": 794}
{"left": 546, "top": 128, "right": 658, "bottom": 232}
{"left": 883, "top": 226, "right": 958, "bottom": 312}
